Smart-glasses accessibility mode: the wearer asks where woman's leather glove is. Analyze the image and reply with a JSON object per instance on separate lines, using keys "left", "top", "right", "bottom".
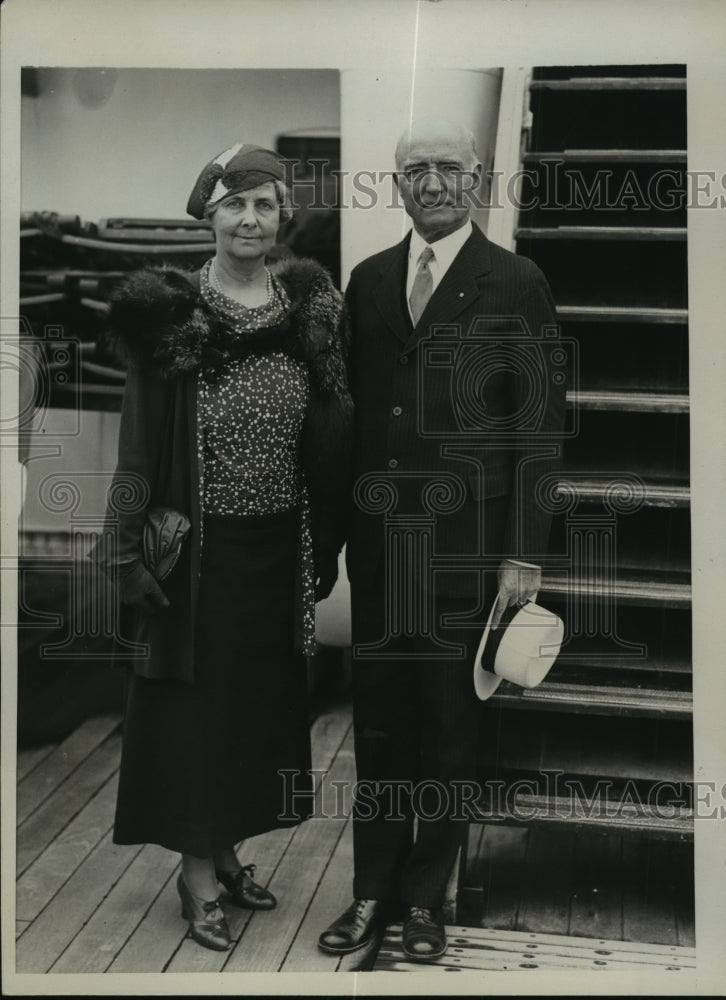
{"left": 314, "top": 553, "right": 339, "bottom": 602}
{"left": 117, "top": 562, "right": 170, "bottom": 614}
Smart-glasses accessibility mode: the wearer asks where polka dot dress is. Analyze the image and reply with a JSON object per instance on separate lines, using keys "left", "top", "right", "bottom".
{"left": 197, "top": 262, "right": 317, "bottom": 654}
{"left": 199, "top": 353, "right": 308, "bottom": 517}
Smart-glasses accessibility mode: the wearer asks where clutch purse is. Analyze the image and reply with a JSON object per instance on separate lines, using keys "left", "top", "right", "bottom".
{"left": 142, "top": 506, "right": 191, "bottom": 582}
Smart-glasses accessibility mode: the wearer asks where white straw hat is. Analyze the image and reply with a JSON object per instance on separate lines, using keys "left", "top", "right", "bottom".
{"left": 473, "top": 595, "right": 564, "bottom": 701}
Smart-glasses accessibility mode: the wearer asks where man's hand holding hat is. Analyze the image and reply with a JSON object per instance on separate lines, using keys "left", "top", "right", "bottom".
{"left": 491, "top": 558, "right": 541, "bottom": 629}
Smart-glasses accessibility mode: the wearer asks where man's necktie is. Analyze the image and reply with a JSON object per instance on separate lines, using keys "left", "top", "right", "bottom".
{"left": 409, "top": 246, "right": 435, "bottom": 325}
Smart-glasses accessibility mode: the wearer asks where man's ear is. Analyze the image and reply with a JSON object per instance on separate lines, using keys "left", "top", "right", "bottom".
{"left": 461, "top": 162, "right": 483, "bottom": 204}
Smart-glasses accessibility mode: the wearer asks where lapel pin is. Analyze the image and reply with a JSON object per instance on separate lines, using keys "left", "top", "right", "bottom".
{"left": 459, "top": 292, "right": 465, "bottom": 297}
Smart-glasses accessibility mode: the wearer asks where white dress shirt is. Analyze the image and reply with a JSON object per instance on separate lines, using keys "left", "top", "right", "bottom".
{"left": 405, "top": 220, "right": 473, "bottom": 323}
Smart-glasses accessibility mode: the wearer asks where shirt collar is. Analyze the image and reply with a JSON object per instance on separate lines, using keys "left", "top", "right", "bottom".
{"left": 408, "top": 219, "right": 473, "bottom": 273}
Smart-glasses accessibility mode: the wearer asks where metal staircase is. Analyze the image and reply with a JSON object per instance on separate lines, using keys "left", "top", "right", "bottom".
{"left": 473, "top": 65, "right": 692, "bottom": 847}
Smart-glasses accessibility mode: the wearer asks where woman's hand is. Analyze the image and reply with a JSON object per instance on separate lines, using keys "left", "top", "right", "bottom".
{"left": 118, "top": 562, "right": 170, "bottom": 614}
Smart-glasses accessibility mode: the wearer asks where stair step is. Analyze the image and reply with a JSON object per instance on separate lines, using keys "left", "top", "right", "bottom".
{"left": 492, "top": 682, "right": 692, "bottom": 719}
{"left": 480, "top": 709, "right": 692, "bottom": 779}
{"left": 557, "top": 652, "right": 691, "bottom": 675}
{"left": 528, "top": 241, "right": 687, "bottom": 312}
{"left": 567, "top": 389, "right": 689, "bottom": 413}
{"left": 527, "top": 89, "right": 686, "bottom": 153}
{"left": 556, "top": 305, "right": 688, "bottom": 324}
{"left": 516, "top": 226, "right": 686, "bottom": 241}
{"left": 555, "top": 478, "right": 689, "bottom": 508}
{"left": 470, "top": 794, "right": 693, "bottom": 840}
{"left": 530, "top": 77, "right": 686, "bottom": 91}
{"left": 522, "top": 149, "right": 687, "bottom": 163}
{"left": 533, "top": 64, "right": 686, "bottom": 79}
{"left": 542, "top": 575, "right": 691, "bottom": 608}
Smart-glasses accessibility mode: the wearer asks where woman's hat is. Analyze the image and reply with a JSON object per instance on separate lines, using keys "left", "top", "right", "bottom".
{"left": 187, "top": 142, "right": 290, "bottom": 219}
{"left": 473, "top": 596, "right": 564, "bottom": 701}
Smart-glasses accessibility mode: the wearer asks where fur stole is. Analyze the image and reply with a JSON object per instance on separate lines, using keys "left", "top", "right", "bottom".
{"left": 109, "top": 257, "right": 349, "bottom": 402}
{"left": 110, "top": 258, "right": 353, "bottom": 560}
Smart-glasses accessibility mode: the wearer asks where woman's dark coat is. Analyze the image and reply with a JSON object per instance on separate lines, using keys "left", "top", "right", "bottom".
{"left": 98, "top": 257, "right": 353, "bottom": 684}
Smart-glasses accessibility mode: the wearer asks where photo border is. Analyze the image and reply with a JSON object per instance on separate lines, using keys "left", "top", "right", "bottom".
{"left": 2, "top": 0, "right": 725, "bottom": 995}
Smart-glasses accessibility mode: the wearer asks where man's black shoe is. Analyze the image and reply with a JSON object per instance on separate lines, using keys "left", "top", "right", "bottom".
{"left": 401, "top": 906, "right": 447, "bottom": 959}
{"left": 318, "top": 898, "right": 389, "bottom": 954}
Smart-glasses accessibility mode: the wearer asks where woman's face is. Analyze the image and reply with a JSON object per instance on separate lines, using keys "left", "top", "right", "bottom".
{"left": 211, "top": 181, "right": 281, "bottom": 265}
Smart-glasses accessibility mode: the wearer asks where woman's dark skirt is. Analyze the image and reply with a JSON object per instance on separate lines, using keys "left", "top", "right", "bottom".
{"left": 113, "top": 511, "right": 313, "bottom": 856}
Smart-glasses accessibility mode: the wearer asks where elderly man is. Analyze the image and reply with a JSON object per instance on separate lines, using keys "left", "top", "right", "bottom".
{"left": 319, "top": 118, "right": 566, "bottom": 959}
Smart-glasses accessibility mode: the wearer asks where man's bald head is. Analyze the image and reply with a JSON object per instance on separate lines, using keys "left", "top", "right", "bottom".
{"left": 393, "top": 117, "right": 483, "bottom": 243}
{"left": 394, "top": 118, "right": 480, "bottom": 172}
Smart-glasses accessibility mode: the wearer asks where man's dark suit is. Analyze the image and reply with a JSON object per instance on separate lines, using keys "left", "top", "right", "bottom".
{"left": 345, "top": 223, "right": 566, "bottom": 909}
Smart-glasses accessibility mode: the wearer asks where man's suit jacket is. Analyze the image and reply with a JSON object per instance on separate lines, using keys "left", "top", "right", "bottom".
{"left": 345, "top": 223, "right": 567, "bottom": 598}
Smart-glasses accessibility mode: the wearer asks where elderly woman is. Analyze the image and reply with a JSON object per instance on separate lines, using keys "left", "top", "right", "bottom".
{"left": 100, "top": 143, "right": 352, "bottom": 951}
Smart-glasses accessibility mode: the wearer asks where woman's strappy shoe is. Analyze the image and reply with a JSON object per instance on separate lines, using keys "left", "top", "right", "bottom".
{"left": 177, "top": 873, "right": 231, "bottom": 951}
{"left": 215, "top": 864, "right": 277, "bottom": 911}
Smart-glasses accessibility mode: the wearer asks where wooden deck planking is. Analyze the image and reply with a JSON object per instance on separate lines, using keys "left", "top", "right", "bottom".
{"left": 622, "top": 840, "right": 679, "bottom": 945}
{"left": 15, "top": 698, "right": 693, "bottom": 974}
{"left": 16, "top": 773, "right": 119, "bottom": 923}
{"left": 17, "top": 742, "right": 56, "bottom": 782}
{"left": 106, "top": 868, "right": 185, "bottom": 973}
{"left": 672, "top": 842, "right": 696, "bottom": 947}
{"left": 108, "top": 831, "right": 295, "bottom": 976}
{"left": 460, "top": 823, "right": 486, "bottom": 892}
{"left": 50, "top": 843, "right": 181, "bottom": 973}
{"left": 17, "top": 730, "right": 122, "bottom": 875}
{"left": 463, "top": 825, "right": 692, "bottom": 948}
{"left": 516, "top": 827, "right": 574, "bottom": 935}
{"left": 222, "top": 732, "right": 356, "bottom": 972}
{"left": 280, "top": 818, "right": 354, "bottom": 972}
{"left": 675, "top": 902, "right": 696, "bottom": 948}
{"left": 465, "top": 822, "right": 486, "bottom": 872}
{"left": 378, "top": 950, "right": 693, "bottom": 973}
{"left": 154, "top": 703, "right": 353, "bottom": 974}
{"left": 433, "top": 925, "right": 694, "bottom": 964}
{"left": 128, "top": 846, "right": 291, "bottom": 976}
{"left": 476, "top": 824, "right": 529, "bottom": 930}
{"left": 411, "top": 923, "right": 695, "bottom": 954}
{"left": 15, "top": 831, "right": 143, "bottom": 972}
{"left": 163, "top": 826, "right": 296, "bottom": 974}
{"left": 457, "top": 822, "right": 486, "bottom": 919}
{"left": 375, "top": 924, "right": 696, "bottom": 973}
{"left": 569, "top": 831, "right": 624, "bottom": 940}
{"left": 16, "top": 714, "right": 120, "bottom": 825}
{"left": 377, "top": 951, "right": 691, "bottom": 973}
